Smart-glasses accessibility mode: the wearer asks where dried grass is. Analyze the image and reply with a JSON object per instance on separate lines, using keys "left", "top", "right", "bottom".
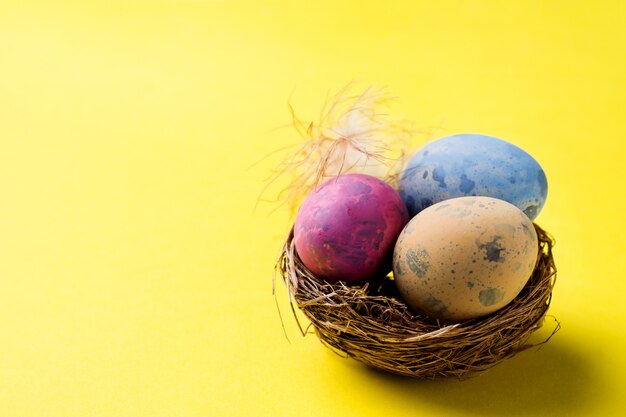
{"left": 277, "top": 223, "right": 558, "bottom": 378}
{"left": 263, "top": 84, "right": 428, "bottom": 217}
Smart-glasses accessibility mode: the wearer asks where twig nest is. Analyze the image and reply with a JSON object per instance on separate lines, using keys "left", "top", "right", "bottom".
{"left": 278, "top": 223, "right": 557, "bottom": 378}
{"left": 271, "top": 85, "right": 558, "bottom": 378}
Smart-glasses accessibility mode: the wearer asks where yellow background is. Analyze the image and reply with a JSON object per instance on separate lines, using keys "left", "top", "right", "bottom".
{"left": 1, "top": 1, "right": 625, "bottom": 416}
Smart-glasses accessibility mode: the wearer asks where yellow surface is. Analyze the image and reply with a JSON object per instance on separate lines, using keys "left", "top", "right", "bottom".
{"left": 1, "top": 1, "right": 625, "bottom": 416}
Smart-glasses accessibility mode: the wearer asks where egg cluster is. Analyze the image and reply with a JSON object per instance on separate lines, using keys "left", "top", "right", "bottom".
{"left": 293, "top": 134, "right": 548, "bottom": 322}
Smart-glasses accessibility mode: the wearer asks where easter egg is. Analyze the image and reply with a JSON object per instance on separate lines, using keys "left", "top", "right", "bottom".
{"left": 393, "top": 196, "right": 538, "bottom": 322}
{"left": 294, "top": 174, "right": 409, "bottom": 283}
{"left": 398, "top": 134, "right": 548, "bottom": 220}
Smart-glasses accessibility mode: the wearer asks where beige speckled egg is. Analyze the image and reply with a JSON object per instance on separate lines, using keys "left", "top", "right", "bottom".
{"left": 393, "top": 196, "right": 538, "bottom": 322}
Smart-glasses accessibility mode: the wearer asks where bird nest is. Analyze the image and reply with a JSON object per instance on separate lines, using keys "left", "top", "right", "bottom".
{"left": 277, "top": 223, "right": 558, "bottom": 379}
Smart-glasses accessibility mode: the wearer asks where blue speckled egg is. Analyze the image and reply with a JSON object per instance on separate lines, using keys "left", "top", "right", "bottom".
{"left": 399, "top": 134, "right": 548, "bottom": 220}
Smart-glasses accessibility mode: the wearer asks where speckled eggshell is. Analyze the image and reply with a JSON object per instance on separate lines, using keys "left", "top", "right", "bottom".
{"left": 398, "top": 134, "right": 548, "bottom": 220}
{"left": 294, "top": 173, "right": 410, "bottom": 283}
{"left": 393, "top": 196, "right": 538, "bottom": 322}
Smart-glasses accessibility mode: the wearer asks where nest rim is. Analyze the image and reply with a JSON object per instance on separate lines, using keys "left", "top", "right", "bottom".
{"left": 277, "top": 223, "right": 558, "bottom": 379}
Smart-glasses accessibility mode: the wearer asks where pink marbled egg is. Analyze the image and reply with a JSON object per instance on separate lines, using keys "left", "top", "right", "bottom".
{"left": 294, "top": 174, "right": 409, "bottom": 283}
